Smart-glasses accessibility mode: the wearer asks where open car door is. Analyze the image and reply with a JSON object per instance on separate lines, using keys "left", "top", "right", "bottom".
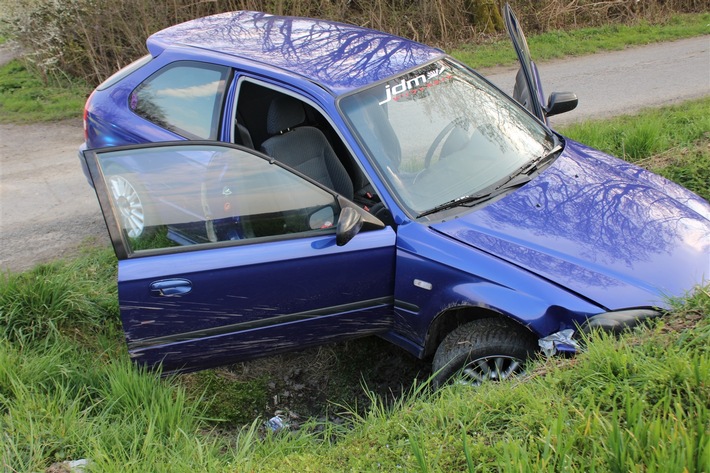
{"left": 504, "top": 3, "right": 578, "bottom": 122}
{"left": 83, "top": 142, "right": 396, "bottom": 373}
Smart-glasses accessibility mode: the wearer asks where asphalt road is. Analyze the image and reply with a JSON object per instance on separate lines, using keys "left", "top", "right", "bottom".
{"left": 1, "top": 36, "right": 708, "bottom": 272}
{"left": 485, "top": 35, "right": 710, "bottom": 127}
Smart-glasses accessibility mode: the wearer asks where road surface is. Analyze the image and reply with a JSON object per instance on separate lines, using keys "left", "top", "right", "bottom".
{"left": 485, "top": 35, "right": 710, "bottom": 127}
{"left": 1, "top": 36, "right": 708, "bottom": 272}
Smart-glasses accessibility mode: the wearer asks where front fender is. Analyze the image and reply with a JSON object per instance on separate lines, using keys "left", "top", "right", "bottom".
{"left": 390, "top": 224, "right": 605, "bottom": 356}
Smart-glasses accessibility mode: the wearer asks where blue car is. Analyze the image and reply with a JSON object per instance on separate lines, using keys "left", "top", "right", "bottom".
{"left": 80, "top": 5, "right": 710, "bottom": 384}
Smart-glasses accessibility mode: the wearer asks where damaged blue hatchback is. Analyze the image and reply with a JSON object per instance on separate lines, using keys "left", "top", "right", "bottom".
{"left": 80, "top": 5, "right": 710, "bottom": 384}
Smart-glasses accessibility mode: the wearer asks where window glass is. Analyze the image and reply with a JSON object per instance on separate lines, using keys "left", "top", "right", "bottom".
{"left": 130, "top": 62, "right": 229, "bottom": 139}
{"left": 340, "top": 59, "right": 555, "bottom": 216}
{"left": 96, "top": 144, "right": 339, "bottom": 254}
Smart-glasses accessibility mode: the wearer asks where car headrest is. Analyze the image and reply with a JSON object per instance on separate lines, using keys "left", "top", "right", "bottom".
{"left": 266, "top": 95, "right": 306, "bottom": 135}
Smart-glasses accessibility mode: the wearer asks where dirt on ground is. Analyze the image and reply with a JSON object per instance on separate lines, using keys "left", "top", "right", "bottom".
{"left": 0, "top": 119, "right": 109, "bottom": 273}
{"left": 0, "top": 43, "right": 107, "bottom": 272}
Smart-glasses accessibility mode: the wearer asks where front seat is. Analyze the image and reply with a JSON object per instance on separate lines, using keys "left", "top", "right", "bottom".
{"left": 260, "top": 95, "right": 354, "bottom": 200}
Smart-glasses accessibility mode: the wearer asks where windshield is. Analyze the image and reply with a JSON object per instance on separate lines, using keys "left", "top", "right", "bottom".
{"left": 339, "top": 59, "right": 556, "bottom": 216}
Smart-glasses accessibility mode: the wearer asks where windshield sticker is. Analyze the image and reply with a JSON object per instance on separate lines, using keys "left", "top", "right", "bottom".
{"left": 379, "top": 66, "right": 453, "bottom": 105}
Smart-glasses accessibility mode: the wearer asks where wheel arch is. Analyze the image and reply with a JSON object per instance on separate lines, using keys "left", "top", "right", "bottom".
{"left": 421, "top": 304, "right": 538, "bottom": 360}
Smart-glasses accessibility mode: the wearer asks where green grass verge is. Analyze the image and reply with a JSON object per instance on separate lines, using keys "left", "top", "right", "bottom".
{"left": 452, "top": 13, "right": 710, "bottom": 69}
{"left": 0, "top": 247, "right": 119, "bottom": 346}
{"left": 262, "top": 287, "right": 709, "bottom": 472}
{"left": 0, "top": 59, "right": 91, "bottom": 123}
{"left": 1, "top": 276, "right": 706, "bottom": 471}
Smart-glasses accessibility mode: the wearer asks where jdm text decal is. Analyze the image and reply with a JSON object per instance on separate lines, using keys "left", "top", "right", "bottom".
{"left": 379, "top": 65, "right": 453, "bottom": 105}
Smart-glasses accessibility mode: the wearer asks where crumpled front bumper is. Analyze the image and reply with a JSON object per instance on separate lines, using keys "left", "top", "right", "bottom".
{"left": 539, "top": 308, "right": 662, "bottom": 356}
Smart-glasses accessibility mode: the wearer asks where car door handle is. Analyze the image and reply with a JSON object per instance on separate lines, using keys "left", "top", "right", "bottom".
{"left": 150, "top": 279, "right": 192, "bottom": 297}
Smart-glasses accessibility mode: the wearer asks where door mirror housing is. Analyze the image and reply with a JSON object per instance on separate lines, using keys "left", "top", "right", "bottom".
{"left": 546, "top": 92, "right": 578, "bottom": 117}
{"left": 335, "top": 200, "right": 387, "bottom": 246}
{"left": 336, "top": 207, "right": 364, "bottom": 246}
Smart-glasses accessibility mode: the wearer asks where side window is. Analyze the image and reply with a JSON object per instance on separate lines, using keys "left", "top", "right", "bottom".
{"left": 93, "top": 144, "right": 340, "bottom": 256}
{"left": 130, "top": 62, "right": 230, "bottom": 139}
{"left": 233, "top": 80, "right": 375, "bottom": 205}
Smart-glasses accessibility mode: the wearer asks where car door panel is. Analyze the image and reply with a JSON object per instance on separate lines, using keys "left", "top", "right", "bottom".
{"left": 129, "top": 304, "right": 396, "bottom": 372}
{"left": 119, "top": 229, "right": 395, "bottom": 371}
{"left": 83, "top": 142, "right": 396, "bottom": 372}
{"left": 504, "top": 3, "right": 546, "bottom": 121}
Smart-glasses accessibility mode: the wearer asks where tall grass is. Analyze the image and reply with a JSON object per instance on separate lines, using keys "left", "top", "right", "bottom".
{"left": 0, "top": 340, "right": 230, "bottom": 472}
{"left": 5, "top": 275, "right": 703, "bottom": 470}
{"left": 251, "top": 287, "right": 708, "bottom": 471}
{"left": 0, "top": 277, "right": 705, "bottom": 473}
{"left": 0, "top": 248, "right": 118, "bottom": 345}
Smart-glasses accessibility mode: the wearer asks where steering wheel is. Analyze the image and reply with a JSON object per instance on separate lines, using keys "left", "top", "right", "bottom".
{"left": 423, "top": 118, "right": 469, "bottom": 169}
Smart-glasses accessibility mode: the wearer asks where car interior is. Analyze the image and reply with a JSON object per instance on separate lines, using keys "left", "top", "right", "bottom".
{"left": 260, "top": 94, "right": 354, "bottom": 200}
{"left": 234, "top": 80, "right": 392, "bottom": 225}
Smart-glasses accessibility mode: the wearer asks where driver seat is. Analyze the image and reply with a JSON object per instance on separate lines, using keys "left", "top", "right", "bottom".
{"left": 260, "top": 95, "right": 354, "bottom": 200}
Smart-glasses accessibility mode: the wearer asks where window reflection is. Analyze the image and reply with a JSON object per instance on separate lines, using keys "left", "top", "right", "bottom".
{"left": 131, "top": 62, "right": 229, "bottom": 139}
{"left": 98, "top": 145, "right": 340, "bottom": 253}
{"left": 341, "top": 59, "right": 554, "bottom": 215}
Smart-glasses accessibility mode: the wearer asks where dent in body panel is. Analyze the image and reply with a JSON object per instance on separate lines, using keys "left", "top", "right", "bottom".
{"left": 390, "top": 225, "right": 604, "bottom": 349}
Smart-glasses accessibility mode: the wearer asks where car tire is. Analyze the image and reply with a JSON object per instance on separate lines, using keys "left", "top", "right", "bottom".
{"left": 432, "top": 318, "right": 538, "bottom": 387}
{"left": 105, "top": 168, "right": 153, "bottom": 239}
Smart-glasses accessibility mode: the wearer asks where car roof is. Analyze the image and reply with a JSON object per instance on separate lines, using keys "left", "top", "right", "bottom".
{"left": 146, "top": 11, "right": 445, "bottom": 95}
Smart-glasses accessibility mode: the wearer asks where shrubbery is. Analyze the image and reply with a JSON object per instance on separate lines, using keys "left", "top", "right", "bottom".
{"left": 0, "top": 0, "right": 704, "bottom": 86}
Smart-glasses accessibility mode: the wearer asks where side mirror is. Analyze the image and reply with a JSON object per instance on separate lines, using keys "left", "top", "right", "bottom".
{"left": 309, "top": 206, "right": 335, "bottom": 230}
{"left": 336, "top": 207, "right": 363, "bottom": 246}
{"left": 545, "top": 92, "right": 578, "bottom": 117}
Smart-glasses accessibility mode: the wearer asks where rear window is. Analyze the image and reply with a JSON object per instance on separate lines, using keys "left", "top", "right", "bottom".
{"left": 130, "top": 61, "right": 230, "bottom": 139}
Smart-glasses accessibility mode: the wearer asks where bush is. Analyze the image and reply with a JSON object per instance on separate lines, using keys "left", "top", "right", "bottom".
{"left": 0, "top": 0, "right": 704, "bottom": 86}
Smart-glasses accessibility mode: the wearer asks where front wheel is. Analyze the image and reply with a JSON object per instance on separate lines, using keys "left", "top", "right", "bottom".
{"left": 432, "top": 318, "right": 538, "bottom": 387}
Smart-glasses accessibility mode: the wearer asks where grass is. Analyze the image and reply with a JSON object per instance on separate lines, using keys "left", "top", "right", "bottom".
{"left": 451, "top": 12, "right": 710, "bottom": 69}
{"left": 0, "top": 59, "right": 90, "bottom": 123}
{"left": 4, "top": 286, "right": 704, "bottom": 472}
{"left": 251, "top": 290, "right": 709, "bottom": 471}
{"left": 0, "top": 248, "right": 119, "bottom": 346}
{"left": 0, "top": 341, "right": 225, "bottom": 472}
{"left": 8, "top": 283, "right": 699, "bottom": 472}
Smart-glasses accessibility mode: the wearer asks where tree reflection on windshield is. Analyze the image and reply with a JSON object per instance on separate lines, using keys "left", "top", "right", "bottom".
{"left": 340, "top": 59, "right": 554, "bottom": 215}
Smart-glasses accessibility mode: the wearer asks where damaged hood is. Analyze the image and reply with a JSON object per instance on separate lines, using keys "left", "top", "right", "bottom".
{"left": 431, "top": 142, "right": 710, "bottom": 310}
